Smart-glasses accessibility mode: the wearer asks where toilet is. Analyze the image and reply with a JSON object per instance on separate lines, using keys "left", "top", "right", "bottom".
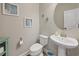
{"left": 30, "top": 35, "right": 48, "bottom": 56}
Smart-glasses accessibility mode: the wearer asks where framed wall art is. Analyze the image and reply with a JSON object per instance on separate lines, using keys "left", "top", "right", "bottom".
{"left": 2, "top": 3, "right": 19, "bottom": 16}
{"left": 24, "top": 18, "right": 32, "bottom": 28}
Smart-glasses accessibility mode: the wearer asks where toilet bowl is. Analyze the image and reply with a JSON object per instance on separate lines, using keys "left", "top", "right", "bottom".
{"left": 30, "top": 35, "right": 48, "bottom": 56}
{"left": 30, "top": 43, "right": 43, "bottom": 56}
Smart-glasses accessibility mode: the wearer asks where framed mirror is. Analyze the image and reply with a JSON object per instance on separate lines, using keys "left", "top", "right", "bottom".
{"left": 54, "top": 3, "right": 79, "bottom": 30}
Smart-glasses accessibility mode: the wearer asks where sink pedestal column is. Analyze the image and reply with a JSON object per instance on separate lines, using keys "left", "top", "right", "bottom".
{"left": 58, "top": 46, "right": 66, "bottom": 56}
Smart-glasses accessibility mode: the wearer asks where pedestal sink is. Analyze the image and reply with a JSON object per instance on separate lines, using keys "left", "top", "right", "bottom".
{"left": 50, "top": 35, "right": 78, "bottom": 56}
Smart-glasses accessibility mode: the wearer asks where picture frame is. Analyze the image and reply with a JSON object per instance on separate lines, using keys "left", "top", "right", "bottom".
{"left": 2, "top": 3, "right": 19, "bottom": 16}
{"left": 24, "top": 18, "right": 32, "bottom": 28}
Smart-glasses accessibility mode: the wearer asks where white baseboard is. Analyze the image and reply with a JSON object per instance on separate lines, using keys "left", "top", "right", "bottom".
{"left": 19, "top": 49, "right": 30, "bottom": 56}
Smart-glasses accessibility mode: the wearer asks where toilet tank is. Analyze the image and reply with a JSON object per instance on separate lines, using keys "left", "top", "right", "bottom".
{"left": 40, "top": 35, "right": 48, "bottom": 46}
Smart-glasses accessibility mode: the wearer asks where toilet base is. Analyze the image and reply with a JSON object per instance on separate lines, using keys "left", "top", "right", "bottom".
{"left": 30, "top": 52, "right": 43, "bottom": 56}
{"left": 39, "top": 52, "right": 43, "bottom": 56}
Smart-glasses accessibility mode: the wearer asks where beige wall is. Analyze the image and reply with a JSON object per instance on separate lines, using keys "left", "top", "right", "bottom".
{"left": 39, "top": 3, "right": 59, "bottom": 35}
{"left": 0, "top": 3, "right": 39, "bottom": 55}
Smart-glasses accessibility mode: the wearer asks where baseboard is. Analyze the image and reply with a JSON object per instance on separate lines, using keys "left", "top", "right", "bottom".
{"left": 19, "top": 49, "right": 30, "bottom": 56}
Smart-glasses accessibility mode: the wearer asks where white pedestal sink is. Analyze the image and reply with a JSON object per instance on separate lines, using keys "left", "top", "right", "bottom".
{"left": 50, "top": 35, "right": 78, "bottom": 56}
{"left": 58, "top": 46, "right": 66, "bottom": 56}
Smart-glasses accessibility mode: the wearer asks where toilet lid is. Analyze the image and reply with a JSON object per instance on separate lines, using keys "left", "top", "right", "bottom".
{"left": 30, "top": 43, "right": 43, "bottom": 52}
{"left": 40, "top": 35, "right": 48, "bottom": 39}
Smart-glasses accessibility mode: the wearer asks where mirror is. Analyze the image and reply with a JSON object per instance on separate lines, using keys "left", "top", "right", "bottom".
{"left": 54, "top": 3, "right": 79, "bottom": 30}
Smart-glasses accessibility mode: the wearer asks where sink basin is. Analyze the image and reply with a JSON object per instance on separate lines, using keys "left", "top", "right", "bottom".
{"left": 50, "top": 35, "right": 78, "bottom": 48}
{"left": 50, "top": 35, "right": 78, "bottom": 56}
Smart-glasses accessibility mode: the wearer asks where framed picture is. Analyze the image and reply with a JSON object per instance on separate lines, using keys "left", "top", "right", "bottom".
{"left": 24, "top": 18, "right": 32, "bottom": 28}
{"left": 2, "top": 3, "right": 19, "bottom": 16}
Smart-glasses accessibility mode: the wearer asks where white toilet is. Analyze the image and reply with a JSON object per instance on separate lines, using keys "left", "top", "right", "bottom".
{"left": 30, "top": 35, "right": 48, "bottom": 56}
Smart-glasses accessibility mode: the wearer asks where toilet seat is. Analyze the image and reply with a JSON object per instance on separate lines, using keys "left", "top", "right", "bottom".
{"left": 30, "top": 43, "right": 43, "bottom": 56}
{"left": 30, "top": 43, "right": 43, "bottom": 52}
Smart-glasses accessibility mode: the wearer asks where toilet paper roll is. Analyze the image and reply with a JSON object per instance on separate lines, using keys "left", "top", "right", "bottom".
{"left": 19, "top": 37, "right": 23, "bottom": 45}
{"left": 20, "top": 40, "right": 23, "bottom": 45}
